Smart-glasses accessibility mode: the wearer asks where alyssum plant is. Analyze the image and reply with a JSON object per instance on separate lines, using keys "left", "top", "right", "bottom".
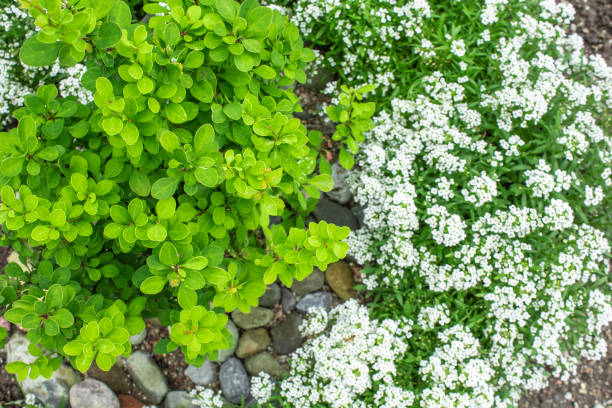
{"left": 0, "top": 0, "right": 353, "bottom": 379}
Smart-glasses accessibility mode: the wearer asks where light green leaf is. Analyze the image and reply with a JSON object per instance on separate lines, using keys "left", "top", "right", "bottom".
{"left": 94, "top": 22, "right": 122, "bottom": 49}
{"left": 156, "top": 197, "right": 176, "bottom": 219}
{"left": 178, "top": 285, "right": 197, "bottom": 309}
{"left": 140, "top": 275, "right": 167, "bottom": 294}
{"left": 151, "top": 177, "right": 179, "bottom": 199}
{"left": 195, "top": 167, "right": 219, "bottom": 187}
{"left": 159, "top": 242, "right": 179, "bottom": 266}
{"left": 20, "top": 36, "right": 59, "bottom": 66}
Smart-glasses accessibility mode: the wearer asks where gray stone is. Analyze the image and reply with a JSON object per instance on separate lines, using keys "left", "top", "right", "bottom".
{"left": 126, "top": 351, "right": 169, "bottom": 404}
{"left": 326, "top": 162, "right": 352, "bottom": 204}
{"left": 296, "top": 292, "right": 333, "bottom": 313}
{"left": 270, "top": 314, "right": 303, "bottom": 355}
{"left": 87, "top": 362, "right": 131, "bottom": 395}
{"left": 325, "top": 261, "right": 357, "bottom": 300}
{"left": 291, "top": 268, "right": 324, "bottom": 297}
{"left": 184, "top": 359, "right": 218, "bottom": 386}
{"left": 6, "top": 333, "right": 78, "bottom": 408}
{"left": 258, "top": 284, "right": 281, "bottom": 308}
{"left": 217, "top": 319, "right": 239, "bottom": 363}
{"left": 219, "top": 357, "right": 250, "bottom": 404}
{"left": 235, "top": 328, "right": 271, "bottom": 359}
{"left": 231, "top": 307, "right": 274, "bottom": 330}
{"left": 129, "top": 328, "right": 147, "bottom": 345}
{"left": 281, "top": 287, "right": 296, "bottom": 313}
{"left": 70, "top": 378, "right": 119, "bottom": 408}
{"left": 164, "top": 390, "right": 196, "bottom": 408}
{"left": 351, "top": 204, "right": 365, "bottom": 229}
{"left": 244, "top": 352, "right": 287, "bottom": 378}
{"left": 313, "top": 198, "right": 358, "bottom": 230}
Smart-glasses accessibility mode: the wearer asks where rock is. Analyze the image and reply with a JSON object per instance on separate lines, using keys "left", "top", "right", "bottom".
{"left": 258, "top": 284, "right": 281, "bottom": 307}
{"left": 351, "top": 204, "right": 365, "bottom": 228}
{"left": 184, "top": 359, "right": 218, "bottom": 386}
{"left": 244, "top": 352, "right": 287, "bottom": 377}
{"left": 296, "top": 292, "right": 333, "bottom": 313}
{"left": 118, "top": 395, "right": 144, "bottom": 408}
{"left": 87, "top": 362, "right": 131, "bottom": 395}
{"left": 326, "top": 163, "right": 352, "bottom": 204}
{"left": 23, "top": 378, "right": 70, "bottom": 408}
{"left": 231, "top": 307, "right": 274, "bottom": 330}
{"left": 70, "top": 378, "right": 120, "bottom": 408}
{"left": 6, "top": 333, "right": 77, "bottom": 408}
{"left": 281, "top": 287, "right": 296, "bottom": 313}
{"left": 290, "top": 268, "right": 324, "bottom": 297}
{"left": 126, "top": 351, "right": 168, "bottom": 404}
{"left": 313, "top": 198, "right": 358, "bottom": 230}
{"left": 219, "top": 357, "right": 250, "bottom": 404}
{"left": 325, "top": 261, "right": 357, "bottom": 300}
{"left": 270, "top": 314, "right": 303, "bottom": 355}
{"left": 164, "top": 390, "right": 195, "bottom": 408}
{"left": 129, "top": 328, "right": 147, "bottom": 345}
{"left": 217, "top": 319, "right": 239, "bottom": 363}
{"left": 235, "top": 328, "right": 271, "bottom": 359}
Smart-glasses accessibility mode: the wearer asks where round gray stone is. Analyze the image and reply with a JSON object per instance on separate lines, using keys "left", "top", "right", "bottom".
{"left": 258, "top": 284, "right": 281, "bottom": 308}
{"left": 313, "top": 198, "right": 358, "bottom": 230}
{"left": 235, "top": 328, "right": 270, "bottom": 359}
{"left": 281, "top": 287, "right": 296, "bottom": 313}
{"left": 291, "top": 268, "right": 324, "bottom": 297}
{"left": 231, "top": 307, "right": 274, "bottom": 330}
{"left": 184, "top": 359, "right": 218, "bottom": 386}
{"left": 126, "top": 351, "right": 169, "bottom": 404}
{"left": 296, "top": 292, "right": 333, "bottom": 313}
{"left": 164, "top": 390, "right": 196, "bottom": 408}
{"left": 217, "top": 319, "right": 239, "bottom": 363}
{"left": 244, "top": 352, "right": 287, "bottom": 377}
{"left": 270, "top": 314, "right": 303, "bottom": 355}
{"left": 326, "top": 162, "right": 352, "bottom": 204}
{"left": 219, "top": 357, "right": 250, "bottom": 404}
{"left": 70, "top": 378, "right": 119, "bottom": 408}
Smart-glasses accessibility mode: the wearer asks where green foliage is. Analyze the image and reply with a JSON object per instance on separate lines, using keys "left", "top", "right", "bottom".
{"left": 325, "top": 84, "right": 375, "bottom": 169}
{"left": 0, "top": 0, "right": 355, "bottom": 378}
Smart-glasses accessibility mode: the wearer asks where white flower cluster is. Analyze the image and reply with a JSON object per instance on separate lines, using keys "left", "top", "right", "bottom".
{"left": 288, "top": 0, "right": 431, "bottom": 95}
{"left": 417, "top": 304, "right": 450, "bottom": 330}
{"left": 253, "top": 299, "right": 413, "bottom": 408}
{"left": 250, "top": 372, "right": 275, "bottom": 404}
{"left": 189, "top": 386, "right": 224, "bottom": 408}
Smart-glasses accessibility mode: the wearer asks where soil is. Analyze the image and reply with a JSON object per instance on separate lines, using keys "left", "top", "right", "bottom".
{"left": 568, "top": 0, "right": 612, "bottom": 64}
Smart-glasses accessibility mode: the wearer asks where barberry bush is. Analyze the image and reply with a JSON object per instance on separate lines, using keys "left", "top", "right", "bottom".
{"left": 0, "top": 0, "right": 353, "bottom": 378}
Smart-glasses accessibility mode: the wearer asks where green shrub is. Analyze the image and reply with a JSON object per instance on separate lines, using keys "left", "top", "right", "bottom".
{"left": 0, "top": 0, "right": 351, "bottom": 378}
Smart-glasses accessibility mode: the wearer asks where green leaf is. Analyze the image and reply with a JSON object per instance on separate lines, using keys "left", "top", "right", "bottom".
{"left": 71, "top": 173, "right": 89, "bottom": 195}
{"left": 165, "top": 103, "right": 188, "bottom": 124}
{"left": 151, "top": 177, "right": 179, "bottom": 199}
{"left": 53, "top": 308, "right": 74, "bottom": 328}
{"left": 182, "top": 256, "right": 208, "bottom": 270}
{"left": 96, "top": 353, "right": 114, "bottom": 371}
{"left": 110, "top": 205, "right": 131, "bottom": 224}
{"left": 308, "top": 174, "right": 334, "bottom": 192}
{"left": 102, "top": 116, "right": 123, "bottom": 136}
{"left": 217, "top": 0, "right": 237, "bottom": 21}
{"left": 147, "top": 224, "right": 167, "bottom": 241}
{"left": 1, "top": 157, "right": 24, "bottom": 177}
{"left": 194, "top": 124, "right": 215, "bottom": 152}
{"left": 137, "top": 77, "right": 155, "bottom": 94}
{"left": 82, "top": 322, "right": 100, "bottom": 343}
{"left": 94, "top": 22, "right": 122, "bottom": 49}
{"left": 20, "top": 36, "right": 59, "bottom": 66}
{"left": 338, "top": 147, "right": 354, "bottom": 170}
{"left": 159, "top": 242, "right": 179, "bottom": 266}
{"left": 178, "top": 285, "right": 197, "bottom": 309}
{"left": 184, "top": 270, "right": 205, "bottom": 290}
{"left": 164, "top": 22, "right": 180, "bottom": 46}
{"left": 156, "top": 198, "right": 176, "bottom": 219}
{"left": 234, "top": 53, "right": 254, "bottom": 72}
{"left": 195, "top": 167, "right": 219, "bottom": 187}
{"left": 254, "top": 65, "right": 276, "bottom": 79}
{"left": 129, "top": 171, "right": 151, "bottom": 197}
{"left": 141, "top": 276, "right": 167, "bottom": 294}
{"left": 223, "top": 102, "right": 243, "bottom": 120}
{"left": 160, "top": 130, "right": 180, "bottom": 152}
{"left": 190, "top": 81, "right": 214, "bottom": 103}
{"left": 44, "top": 318, "right": 60, "bottom": 336}
{"left": 184, "top": 51, "right": 205, "bottom": 69}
